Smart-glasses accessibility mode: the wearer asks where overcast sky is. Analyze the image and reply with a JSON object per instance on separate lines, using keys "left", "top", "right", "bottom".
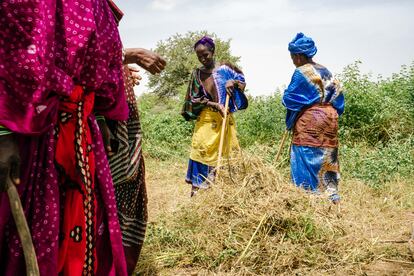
{"left": 116, "top": 0, "right": 414, "bottom": 96}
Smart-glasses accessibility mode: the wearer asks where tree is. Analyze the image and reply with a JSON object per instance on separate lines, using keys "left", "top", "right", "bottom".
{"left": 148, "top": 31, "right": 240, "bottom": 97}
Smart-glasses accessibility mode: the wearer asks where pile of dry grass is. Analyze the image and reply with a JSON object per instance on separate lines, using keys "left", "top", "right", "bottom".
{"left": 137, "top": 154, "right": 414, "bottom": 275}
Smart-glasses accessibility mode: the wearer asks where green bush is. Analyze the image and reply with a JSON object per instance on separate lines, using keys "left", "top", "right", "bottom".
{"left": 341, "top": 137, "right": 414, "bottom": 187}
{"left": 339, "top": 62, "right": 414, "bottom": 145}
{"left": 138, "top": 93, "right": 193, "bottom": 160}
{"left": 235, "top": 94, "right": 286, "bottom": 147}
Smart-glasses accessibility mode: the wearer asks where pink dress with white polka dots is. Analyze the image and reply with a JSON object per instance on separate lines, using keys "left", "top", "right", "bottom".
{"left": 0, "top": 0, "right": 128, "bottom": 275}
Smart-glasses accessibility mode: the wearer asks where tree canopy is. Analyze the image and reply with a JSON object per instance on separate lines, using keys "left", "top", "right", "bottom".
{"left": 148, "top": 31, "right": 240, "bottom": 97}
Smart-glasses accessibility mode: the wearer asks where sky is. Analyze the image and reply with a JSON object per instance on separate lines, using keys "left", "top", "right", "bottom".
{"left": 116, "top": 0, "right": 414, "bottom": 96}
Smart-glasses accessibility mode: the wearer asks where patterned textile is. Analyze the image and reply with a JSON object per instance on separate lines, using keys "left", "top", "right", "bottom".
{"left": 108, "top": 68, "right": 142, "bottom": 185}
{"left": 283, "top": 63, "right": 344, "bottom": 130}
{"left": 213, "top": 65, "right": 246, "bottom": 112}
{"left": 185, "top": 159, "right": 215, "bottom": 188}
{"left": 0, "top": 0, "right": 128, "bottom": 135}
{"left": 107, "top": 0, "right": 124, "bottom": 23}
{"left": 107, "top": 67, "right": 147, "bottom": 275}
{"left": 114, "top": 162, "right": 147, "bottom": 275}
{"left": 0, "top": 0, "right": 128, "bottom": 275}
{"left": 184, "top": 64, "right": 245, "bottom": 188}
{"left": 283, "top": 63, "right": 344, "bottom": 201}
{"left": 190, "top": 108, "right": 239, "bottom": 167}
{"left": 186, "top": 107, "right": 240, "bottom": 189}
{"left": 292, "top": 104, "right": 339, "bottom": 148}
{"left": 290, "top": 145, "right": 340, "bottom": 201}
{"left": 181, "top": 64, "right": 246, "bottom": 121}
{"left": 55, "top": 86, "right": 105, "bottom": 275}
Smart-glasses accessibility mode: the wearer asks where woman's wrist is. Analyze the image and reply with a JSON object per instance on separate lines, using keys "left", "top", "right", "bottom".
{"left": 207, "top": 101, "right": 215, "bottom": 108}
{"left": 207, "top": 101, "right": 220, "bottom": 110}
{"left": 123, "top": 48, "right": 137, "bottom": 65}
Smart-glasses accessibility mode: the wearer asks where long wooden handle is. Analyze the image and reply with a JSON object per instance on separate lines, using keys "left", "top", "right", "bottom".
{"left": 275, "top": 130, "right": 289, "bottom": 163}
{"left": 6, "top": 178, "right": 39, "bottom": 276}
{"left": 216, "top": 94, "right": 230, "bottom": 178}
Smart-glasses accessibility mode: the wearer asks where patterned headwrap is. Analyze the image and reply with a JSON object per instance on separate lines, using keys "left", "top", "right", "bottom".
{"left": 194, "top": 36, "right": 215, "bottom": 52}
{"left": 288, "top": 32, "right": 317, "bottom": 58}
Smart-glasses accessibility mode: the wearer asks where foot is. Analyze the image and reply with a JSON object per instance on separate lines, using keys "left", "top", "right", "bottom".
{"left": 190, "top": 186, "right": 199, "bottom": 197}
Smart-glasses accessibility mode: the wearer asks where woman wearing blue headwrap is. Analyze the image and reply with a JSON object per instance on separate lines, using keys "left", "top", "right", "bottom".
{"left": 282, "top": 33, "right": 345, "bottom": 203}
{"left": 182, "top": 36, "right": 248, "bottom": 197}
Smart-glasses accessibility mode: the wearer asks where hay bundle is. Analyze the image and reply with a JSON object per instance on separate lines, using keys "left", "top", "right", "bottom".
{"left": 138, "top": 154, "right": 414, "bottom": 275}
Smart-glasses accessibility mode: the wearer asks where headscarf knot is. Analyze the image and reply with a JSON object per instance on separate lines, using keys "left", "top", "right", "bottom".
{"left": 288, "top": 32, "right": 317, "bottom": 58}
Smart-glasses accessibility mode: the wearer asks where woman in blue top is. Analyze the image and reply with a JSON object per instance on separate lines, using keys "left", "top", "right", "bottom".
{"left": 282, "top": 33, "right": 345, "bottom": 203}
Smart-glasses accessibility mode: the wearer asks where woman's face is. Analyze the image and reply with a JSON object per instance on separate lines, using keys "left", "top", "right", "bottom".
{"left": 290, "top": 53, "right": 307, "bottom": 67}
{"left": 195, "top": 44, "right": 215, "bottom": 68}
{"left": 290, "top": 53, "right": 300, "bottom": 67}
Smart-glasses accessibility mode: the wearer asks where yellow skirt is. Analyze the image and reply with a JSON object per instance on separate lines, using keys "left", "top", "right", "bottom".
{"left": 190, "top": 108, "right": 239, "bottom": 167}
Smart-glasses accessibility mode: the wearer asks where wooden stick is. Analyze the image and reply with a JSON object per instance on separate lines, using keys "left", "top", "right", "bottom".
{"left": 381, "top": 258, "right": 414, "bottom": 265}
{"left": 274, "top": 130, "right": 289, "bottom": 163}
{"left": 6, "top": 178, "right": 39, "bottom": 276}
{"left": 378, "top": 240, "right": 408, "bottom": 244}
{"left": 216, "top": 93, "right": 230, "bottom": 178}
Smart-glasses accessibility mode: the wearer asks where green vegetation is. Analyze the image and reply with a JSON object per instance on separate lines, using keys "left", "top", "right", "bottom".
{"left": 148, "top": 31, "right": 240, "bottom": 97}
{"left": 139, "top": 92, "right": 193, "bottom": 160}
{"left": 339, "top": 61, "right": 414, "bottom": 145}
{"left": 140, "top": 62, "right": 414, "bottom": 187}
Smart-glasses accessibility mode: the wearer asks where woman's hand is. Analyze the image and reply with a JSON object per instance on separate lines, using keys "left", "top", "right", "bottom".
{"left": 124, "top": 48, "right": 166, "bottom": 75}
{"left": 225, "top": 80, "right": 237, "bottom": 97}
{"left": 128, "top": 65, "right": 142, "bottom": 86}
{"left": 226, "top": 80, "right": 246, "bottom": 95}
{"left": 208, "top": 102, "right": 228, "bottom": 117}
{"left": 0, "top": 135, "right": 21, "bottom": 192}
{"left": 218, "top": 104, "right": 229, "bottom": 117}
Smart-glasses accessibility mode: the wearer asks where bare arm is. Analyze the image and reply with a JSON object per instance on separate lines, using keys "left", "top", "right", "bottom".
{"left": 123, "top": 48, "right": 166, "bottom": 75}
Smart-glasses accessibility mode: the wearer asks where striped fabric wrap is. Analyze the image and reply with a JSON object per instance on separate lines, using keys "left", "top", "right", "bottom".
{"left": 107, "top": 66, "right": 147, "bottom": 273}
{"left": 108, "top": 67, "right": 142, "bottom": 185}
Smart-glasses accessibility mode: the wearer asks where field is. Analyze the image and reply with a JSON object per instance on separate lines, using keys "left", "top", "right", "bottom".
{"left": 135, "top": 62, "right": 414, "bottom": 275}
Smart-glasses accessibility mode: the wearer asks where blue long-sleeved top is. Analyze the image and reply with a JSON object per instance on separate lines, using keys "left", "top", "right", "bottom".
{"left": 282, "top": 63, "right": 344, "bottom": 130}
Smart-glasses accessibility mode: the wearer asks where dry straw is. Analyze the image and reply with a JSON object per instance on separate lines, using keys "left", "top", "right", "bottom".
{"left": 138, "top": 153, "right": 414, "bottom": 275}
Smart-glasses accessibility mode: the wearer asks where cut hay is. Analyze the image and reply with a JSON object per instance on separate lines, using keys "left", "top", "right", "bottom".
{"left": 137, "top": 154, "right": 414, "bottom": 275}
